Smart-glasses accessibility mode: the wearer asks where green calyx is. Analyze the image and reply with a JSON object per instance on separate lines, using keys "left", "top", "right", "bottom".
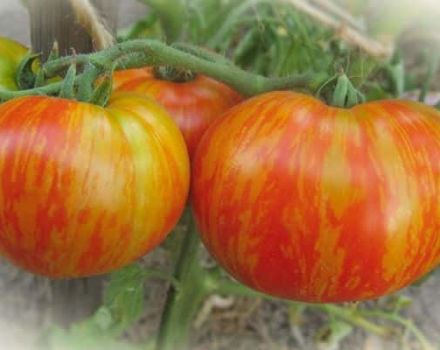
{"left": 331, "top": 73, "right": 365, "bottom": 108}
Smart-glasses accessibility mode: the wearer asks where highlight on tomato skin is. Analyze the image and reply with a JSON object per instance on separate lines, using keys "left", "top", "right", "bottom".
{"left": 113, "top": 67, "right": 242, "bottom": 159}
{"left": 0, "top": 93, "right": 190, "bottom": 278}
{"left": 191, "top": 90, "right": 440, "bottom": 303}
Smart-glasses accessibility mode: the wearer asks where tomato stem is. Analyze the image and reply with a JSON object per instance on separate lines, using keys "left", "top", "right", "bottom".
{"left": 419, "top": 51, "right": 439, "bottom": 103}
{"left": 39, "top": 39, "right": 326, "bottom": 97}
{"left": 77, "top": 63, "right": 101, "bottom": 102}
{"left": 0, "top": 81, "right": 63, "bottom": 101}
{"left": 315, "top": 304, "right": 390, "bottom": 337}
{"left": 59, "top": 64, "right": 77, "bottom": 99}
{"left": 358, "top": 309, "right": 435, "bottom": 350}
{"left": 171, "top": 42, "right": 234, "bottom": 67}
{"left": 2, "top": 39, "right": 326, "bottom": 101}
{"left": 156, "top": 210, "right": 208, "bottom": 350}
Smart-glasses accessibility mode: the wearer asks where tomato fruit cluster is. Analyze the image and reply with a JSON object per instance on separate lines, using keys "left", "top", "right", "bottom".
{"left": 0, "top": 37, "right": 439, "bottom": 303}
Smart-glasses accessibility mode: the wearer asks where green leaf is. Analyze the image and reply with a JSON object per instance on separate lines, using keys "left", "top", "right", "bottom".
{"left": 316, "top": 320, "right": 353, "bottom": 350}
{"left": 44, "top": 324, "right": 145, "bottom": 350}
{"left": 103, "top": 264, "right": 146, "bottom": 332}
{"left": 331, "top": 74, "right": 350, "bottom": 107}
{"left": 59, "top": 64, "right": 77, "bottom": 99}
{"left": 15, "top": 53, "right": 40, "bottom": 90}
{"left": 40, "top": 264, "right": 148, "bottom": 350}
{"left": 386, "top": 59, "right": 405, "bottom": 98}
{"left": 89, "top": 74, "right": 113, "bottom": 107}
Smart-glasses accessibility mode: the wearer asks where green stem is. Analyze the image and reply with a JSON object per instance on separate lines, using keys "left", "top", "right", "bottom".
{"left": 43, "top": 39, "right": 324, "bottom": 97}
{"left": 331, "top": 74, "right": 349, "bottom": 107}
{"left": 142, "top": 0, "right": 187, "bottom": 42}
{"left": 210, "top": 276, "right": 391, "bottom": 338}
{"left": 43, "top": 54, "right": 90, "bottom": 77}
{"left": 171, "top": 42, "right": 234, "bottom": 66}
{"left": 0, "top": 81, "right": 63, "bottom": 101}
{"left": 77, "top": 64, "right": 101, "bottom": 102}
{"left": 419, "top": 51, "right": 439, "bottom": 103}
{"left": 359, "top": 310, "right": 435, "bottom": 350}
{"left": 155, "top": 210, "right": 207, "bottom": 350}
{"left": 206, "top": 0, "right": 272, "bottom": 49}
{"left": 4, "top": 40, "right": 325, "bottom": 102}
{"left": 315, "top": 304, "right": 390, "bottom": 337}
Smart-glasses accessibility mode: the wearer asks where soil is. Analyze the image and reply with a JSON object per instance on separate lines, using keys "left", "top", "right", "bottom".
{"left": 0, "top": 1, "right": 439, "bottom": 350}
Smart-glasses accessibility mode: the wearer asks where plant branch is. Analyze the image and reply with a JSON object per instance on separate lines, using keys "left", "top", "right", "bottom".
{"left": 44, "top": 54, "right": 91, "bottom": 77}
{"left": 41, "top": 39, "right": 325, "bottom": 97}
{"left": 4, "top": 39, "right": 325, "bottom": 102}
{"left": 0, "top": 81, "right": 63, "bottom": 101}
{"left": 419, "top": 51, "right": 439, "bottom": 102}
{"left": 359, "top": 310, "right": 435, "bottom": 350}
{"left": 315, "top": 304, "right": 391, "bottom": 338}
{"left": 156, "top": 210, "right": 207, "bottom": 350}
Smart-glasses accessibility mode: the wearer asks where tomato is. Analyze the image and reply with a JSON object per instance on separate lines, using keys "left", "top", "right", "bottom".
{"left": 0, "top": 37, "right": 29, "bottom": 91}
{"left": 192, "top": 91, "right": 440, "bottom": 302}
{"left": 0, "top": 93, "right": 190, "bottom": 278}
{"left": 113, "top": 68, "right": 242, "bottom": 158}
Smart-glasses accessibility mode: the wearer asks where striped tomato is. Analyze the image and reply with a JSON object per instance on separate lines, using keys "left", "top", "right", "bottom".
{"left": 0, "top": 93, "right": 189, "bottom": 278}
{"left": 192, "top": 91, "right": 440, "bottom": 302}
{"left": 0, "top": 37, "right": 29, "bottom": 91}
{"left": 113, "top": 68, "right": 242, "bottom": 158}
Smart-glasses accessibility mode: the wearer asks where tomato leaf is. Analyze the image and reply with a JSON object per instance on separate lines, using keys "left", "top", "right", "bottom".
{"left": 103, "top": 263, "right": 146, "bottom": 333}
{"left": 316, "top": 320, "right": 353, "bottom": 350}
{"left": 59, "top": 64, "right": 77, "bottom": 99}
{"left": 15, "top": 53, "right": 40, "bottom": 90}
{"left": 89, "top": 74, "right": 113, "bottom": 107}
{"left": 40, "top": 264, "right": 147, "bottom": 350}
{"left": 42, "top": 324, "right": 146, "bottom": 350}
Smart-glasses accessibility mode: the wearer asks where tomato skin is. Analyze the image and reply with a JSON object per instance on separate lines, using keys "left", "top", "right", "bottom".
{"left": 0, "top": 37, "right": 29, "bottom": 91}
{"left": 0, "top": 93, "right": 190, "bottom": 278}
{"left": 192, "top": 91, "right": 440, "bottom": 303}
{"left": 113, "top": 68, "right": 242, "bottom": 158}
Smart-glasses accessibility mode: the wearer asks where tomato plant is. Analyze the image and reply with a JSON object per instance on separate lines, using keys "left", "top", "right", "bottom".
{"left": 192, "top": 91, "right": 440, "bottom": 303}
{"left": 113, "top": 68, "right": 242, "bottom": 158}
{"left": 1, "top": 0, "right": 438, "bottom": 346}
{"left": 0, "top": 37, "right": 29, "bottom": 91}
{"left": 0, "top": 93, "right": 189, "bottom": 278}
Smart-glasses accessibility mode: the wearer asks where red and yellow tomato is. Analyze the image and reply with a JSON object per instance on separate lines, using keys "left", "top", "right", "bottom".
{"left": 0, "top": 37, "right": 29, "bottom": 91}
{"left": 0, "top": 93, "right": 190, "bottom": 278}
{"left": 192, "top": 91, "right": 440, "bottom": 302}
{"left": 113, "top": 68, "right": 242, "bottom": 158}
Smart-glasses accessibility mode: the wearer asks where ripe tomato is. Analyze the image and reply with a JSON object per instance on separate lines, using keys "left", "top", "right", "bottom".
{"left": 113, "top": 68, "right": 242, "bottom": 158}
{"left": 192, "top": 91, "right": 440, "bottom": 302}
{"left": 0, "top": 37, "right": 29, "bottom": 91}
{"left": 0, "top": 93, "right": 190, "bottom": 278}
